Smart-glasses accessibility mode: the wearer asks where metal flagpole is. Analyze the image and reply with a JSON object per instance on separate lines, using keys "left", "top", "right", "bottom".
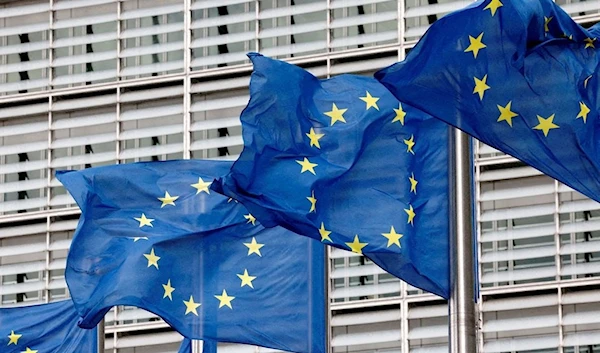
{"left": 97, "top": 318, "right": 105, "bottom": 353}
{"left": 449, "top": 129, "right": 477, "bottom": 353}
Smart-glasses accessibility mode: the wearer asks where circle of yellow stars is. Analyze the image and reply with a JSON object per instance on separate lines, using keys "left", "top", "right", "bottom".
{"left": 296, "top": 90, "right": 422, "bottom": 256}
{"left": 130, "top": 177, "right": 266, "bottom": 318}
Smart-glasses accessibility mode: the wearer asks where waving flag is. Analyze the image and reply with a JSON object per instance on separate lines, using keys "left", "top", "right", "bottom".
{"left": 57, "top": 160, "right": 325, "bottom": 353}
{"left": 376, "top": 0, "right": 600, "bottom": 202}
{"left": 213, "top": 54, "right": 452, "bottom": 298}
{"left": 0, "top": 300, "right": 97, "bottom": 353}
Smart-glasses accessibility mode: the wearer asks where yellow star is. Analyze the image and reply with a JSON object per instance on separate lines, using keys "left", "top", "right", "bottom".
{"left": 544, "top": 16, "right": 553, "bottom": 32}
{"left": 296, "top": 157, "right": 318, "bottom": 175}
{"left": 359, "top": 91, "right": 380, "bottom": 110}
{"left": 464, "top": 32, "right": 486, "bottom": 58}
{"left": 585, "top": 37, "right": 596, "bottom": 49}
{"left": 405, "top": 205, "right": 416, "bottom": 226}
{"left": 191, "top": 177, "right": 212, "bottom": 194}
{"left": 533, "top": 114, "right": 559, "bottom": 137}
{"left": 307, "top": 190, "right": 317, "bottom": 213}
{"left": 584, "top": 75, "right": 592, "bottom": 88}
{"left": 134, "top": 213, "right": 154, "bottom": 228}
{"left": 183, "top": 295, "right": 201, "bottom": 316}
{"left": 318, "top": 222, "right": 332, "bottom": 242}
{"left": 244, "top": 213, "right": 256, "bottom": 225}
{"left": 237, "top": 269, "right": 257, "bottom": 288}
{"left": 577, "top": 102, "right": 591, "bottom": 123}
{"left": 21, "top": 348, "right": 37, "bottom": 353}
{"left": 382, "top": 226, "right": 403, "bottom": 248}
{"left": 8, "top": 330, "right": 21, "bottom": 345}
{"left": 143, "top": 248, "right": 161, "bottom": 269}
{"left": 404, "top": 135, "right": 415, "bottom": 155}
{"left": 215, "top": 289, "right": 235, "bottom": 309}
{"left": 158, "top": 191, "right": 179, "bottom": 208}
{"left": 345, "top": 235, "right": 368, "bottom": 254}
{"left": 483, "top": 0, "right": 503, "bottom": 16}
{"left": 324, "top": 103, "right": 347, "bottom": 126}
{"left": 306, "top": 128, "right": 324, "bottom": 149}
{"left": 162, "top": 279, "right": 175, "bottom": 300}
{"left": 392, "top": 104, "right": 406, "bottom": 125}
{"left": 409, "top": 173, "right": 418, "bottom": 194}
{"left": 130, "top": 237, "right": 149, "bottom": 242}
{"left": 244, "top": 237, "right": 264, "bottom": 257}
{"left": 473, "top": 74, "right": 490, "bottom": 100}
{"left": 562, "top": 33, "right": 573, "bottom": 40}
{"left": 497, "top": 101, "right": 519, "bottom": 127}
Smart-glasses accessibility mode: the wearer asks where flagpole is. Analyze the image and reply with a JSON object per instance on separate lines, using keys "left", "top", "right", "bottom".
{"left": 97, "top": 318, "right": 105, "bottom": 353}
{"left": 449, "top": 129, "right": 477, "bottom": 353}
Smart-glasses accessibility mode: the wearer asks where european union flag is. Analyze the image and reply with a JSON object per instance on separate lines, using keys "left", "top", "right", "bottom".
{"left": 213, "top": 54, "right": 451, "bottom": 298}
{"left": 0, "top": 300, "right": 97, "bottom": 353}
{"left": 377, "top": 0, "right": 600, "bottom": 202}
{"left": 56, "top": 160, "right": 325, "bottom": 353}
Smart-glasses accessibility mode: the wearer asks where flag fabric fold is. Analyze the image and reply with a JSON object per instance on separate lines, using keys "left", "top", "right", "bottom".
{"left": 0, "top": 300, "right": 97, "bottom": 353}
{"left": 213, "top": 53, "right": 452, "bottom": 298}
{"left": 57, "top": 160, "right": 325, "bottom": 353}
{"left": 376, "top": 0, "right": 600, "bottom": 202}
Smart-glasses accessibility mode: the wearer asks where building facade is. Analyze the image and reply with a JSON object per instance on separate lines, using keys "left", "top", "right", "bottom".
{"left": 0, "top": 0, "right": 599, "bottom": 352}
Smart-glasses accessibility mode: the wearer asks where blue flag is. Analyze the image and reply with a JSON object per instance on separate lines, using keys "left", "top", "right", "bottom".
{"left": 376, "top": 0, "right": 600, "bottom": 202}
{"left": 213, "top": 54, "right": 452, "bottom": 298}
{"left": 0, "top": 300, "right": 97, "bottom": 353}
{"left": 56, "top": 160, "right": 325, "bottom": 353}
{"left": 178, "top": 339, "right": 217, "bottom": 353}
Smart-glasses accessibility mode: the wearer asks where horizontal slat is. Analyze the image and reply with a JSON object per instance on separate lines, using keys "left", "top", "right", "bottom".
{"left": 0, "top": 121, "right": 48, "bottom": 137}
{"left": 0, "top": 141, "right": 48, "bottom": 156}
{"left": 408, "top": 305, "right": 446, "bottom": 319}
{"left": 191, "top": 12, "right": 255, "bottom": 29}
{"left": 331, "top": 31, "right": 397, "bottom": 48}
{"left": 53, "top": 0, "right": 117, "bottom": 10}
{"left": 0, "top": 160, "right": 47, "bottom": 175}
{"left": 121, "top": 22, "right": 182, "bottom": 39}
{"left": 121, "top": 4, "right": 184, "bottom": 20}
{"left": 0, "top": 22, "right": 49, "bottom": 37}
{"left": 480, "top": 203, "right": 555, "bottom": 222}
{"left": 0, "top": 60, "right": 48, "bottom": 75}
{"left": 331, "top": 263, "right": 385, "bottom": 279}
{"left": 0, "top": 78, "right": 48, "bottom": 94}
{"left": 119, "top": 143, "right": 183, "bottom": 159}
{"left": 331, "top": 12, "right": 397, "bottom": 29}
{"left": 480, "top": 224, "right": 555, "bottom": 242}
{"left": 52, "top": 113, "right": 115, "bottom": 130}
{"left": 331, "top": 309, "right": 400, "bottom": 327}
{"left": 332, "top": 329, "right": 401, "bottom": 347}
{"left": 561, "top": 261, "right": 600, "bottom": 276}
{"left": 54, "top": 32, "right": 117, "bottom": 48}
{"left": 120, "top": 60, "right": 183, "bottom": 77}
{"left": 408, "top": 325, "right": 447, "bottom": 340}
{"left": 53, "top": 50, "right": 118, "bottom": 67}
{"left": 121, "top": 86, "right": 183, "bottom": 102}
{"left": 53, "top": 94, "right": 116, "bottom": 111}
{"left": 560, "top": 240, "right": 600, "bottom": 256}
{"left": 0, "top": 178, "right": 47, "bottom": 194}
{"left": 483, "top": 335, "right": 558, "bottom": 353}
{"left": 0, "top": 280, "right": 46, "bottom": 296}
{"left": 0, "top": 41, "right": 49, "bottom": 56}
{"left": 0, "top": 197, "right": 47, "bottom": 213}
{"left": 189, "top": 135, "right": 244, "bottom": 151}
{"left": 190, "top": 51, "right": 248, "bottom": 67}
{"left": 190, "top": 117, "right": 241, "bottom": 132}
{"left": 481, "top": 266, "right": 556, "bottom": 284}
{"left": 121, "top": 42, "right": 184, "bottom": 58}
{"left": 51, "top": 132, "right": 115, "bottom": 149}
{"left": 404, "top": 1, "right": 471, "bottom": 18}
{"left": 480, "top": 184, "right": 554, "bottom": 202}
{"left": 53, "top": 13, "right": 117, "bottom": 29}
{"left": 259, "top": 21, "right": 327, "bottom": 40}
{"left": 120, "top": 124, "right": 183, "bottom": 140}
{"left": 479, "top": 166, "right": 542, "bottom": 182}
{"left": 190, "top": 96, "right": 248, "bottom": 112}
{"left": 120, "top": 104, "right": 183, "bottom": 121}
{"left": 51, "top": 151, "right": 115, "bottom": 168}
{"left": 331, "top": 281, "right": 400, "bottom": 300}
{"left": 481, "top": 245, "right": 555, "bottom": 263}
{"left": 259, "top": 2, "right": 327, "bottom": 20}
{"left": 563, "top": 330, "right": 600, "bottom": 347}
{"left": 562, "top": 289, "right": 600, "bottom": 304}
{"left": 261, "top": 40, "right": 328, "bottom": 57}
{"left": 482, "top": 294, "right": 557, "bottom": 312}
{"left": 483, "top": 314, "right": 558, "bottom": 333}
{"left": 53, "top": 70, "right": 117, "bottom": 86}
{"left": 192, "top": 0, "right": 251, "bottom": 10}
{"left": 0, "top": 3, "right": 49, "bottom": 18}
{"left": 191, "top": 32, "right": 255, "bottom": 49}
